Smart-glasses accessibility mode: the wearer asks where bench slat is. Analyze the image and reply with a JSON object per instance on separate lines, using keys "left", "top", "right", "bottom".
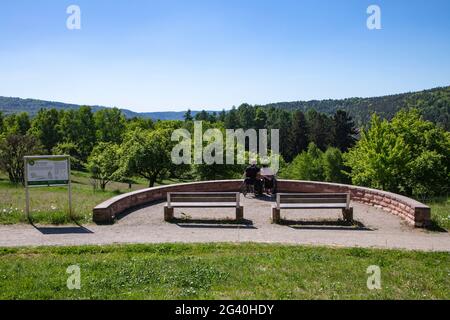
{"left": 280, "top": 198, "right": 347, "bottom": 204}
{"left": 170, "top": 197, "right": 237, "bottom": 203}
{"left": 278, "top": 203, "right": 347, "bottom": 209}
{"left": 279, "top": 194, "right": 347, "bottom": 199}
{"left": 167, "top": 202, "right": 237, "bottom": 208}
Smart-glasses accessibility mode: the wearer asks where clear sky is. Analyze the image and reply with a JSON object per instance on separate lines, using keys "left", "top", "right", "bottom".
{"left": 0, "top": 0, "right": 449, "bottom": 112}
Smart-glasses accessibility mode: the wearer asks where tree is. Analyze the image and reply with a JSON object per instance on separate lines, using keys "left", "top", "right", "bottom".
{"left": 224, "top": 106, "right": 240, "bottom": 129}
{"left": 126, "top": 117, "right": 154, "bottom": 131}
{"left": 184, "top": 109, "right": 193, "bottom": 121}
{"left": 345, "top": 110, "right": 450, "bottom": 196}
{"left": 217, "top": 109, "right": 226, "bottom": 123}
{"left": 237, "top": 103, "right": 255, "bottom": 129}
{"left": 306, "top": 109, "right": 333, "bottom": 151}
{"left": 119, "top": 128, "right": 173, "bottom": 187}
{"left": 58, "top": 106, "right": 96, "bottom": 162}
{"left": 333, "top": 110, "right": 357, "bottom": 152}
{"left": 269, "top": 109, "right": 292, "bottom": 160}
{"left": 0, "top": 134, "right": 43, "bottom": 184}
{"left": 254, "top": 107, "right": 267, "bottom": 130}
{"left": 87, "top": 142, "right": 120, "bottom": 191}
{"left": 52, "top": 142, "right": 83, "bottom": 170}
{"left": 29, "top": 109, "right": 60, "bottom": 153}
{"left": 286, "top": 110, "right": 308, "bottom": 161}
{"left": 344, "top": 115, "right": 410, "bottom": 192}
{"left": 0, "top": 112, "right": 4, "bottom": 133}
{"left": 280, "top": 143, "right": 349, "bottom": 184}
{"left": 94, "top": 108, "right": 126, "bottom": 144}
{"left": 4, "top": 113, "right": 31, "bottom": 135}
{"left": 323, "top": 147, "right": 350, "bottom": 184}
{"left": 194, "top": 110, "right": 210, "bottom": 122}
{"left": 281, "top": 143, "right": 324, "bottom": 181}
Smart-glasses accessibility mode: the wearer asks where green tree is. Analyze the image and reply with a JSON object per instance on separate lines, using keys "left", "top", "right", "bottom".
{"left": 94, "top": 108, "right": 126, "bottom": 144}
{"left": 254, "top": 107, "right": 267, "bottom": 130}
{"left": 224, "top": 106, "right": 240, "bottom": 129}
{"left": 119, "top": 128, "right": 173, "bottom": 187}
{"left": 52, "top": 142, "right": 83, "bottom": 170}
{"left": 306, "top": 110, "right": 333, "bottom": 151}
{"left": 237, "top": 103, "right": 255, "bottom": 129}
{"left": 0, "top": 134, "right": 43, "bottom": 184}
{"left": 217, "top": 109, "right": 226, "bottom": 123}
{"left": 345, "top": 110, "right": 450, "bottom": 196}
{"left": 87, "top": 142, "right": 121, "bottom": 191}
{"left": 29, "top": 109, "right": 60, "bottom": 153}
{"left": 344, "top": 115, "right": 410, "bottom": 192}
{"left": 126, "top": 117, "right": 154, "bottom": 131}
{"left": 58, "top": 106, "right": 96, "bottom": 162}
{"left": 281, "top": 143, "right": 324, "bottom": 181}
{"left": 286, "top": 110, "right": 308, "bottom": 161}
{"left": 333, "top": 110, "right": 357, "bottom": 152}
{"left": 323, "top": 147, "right": 350, "bottom": 184}
{"left": 194, "top": 110, "right": 210, "bottom": 122}
{"left": 184, "top": 109, "right": 193, "bottom": 121}
{"left": 0, "top": 112, "right": 4, "bottom": 133}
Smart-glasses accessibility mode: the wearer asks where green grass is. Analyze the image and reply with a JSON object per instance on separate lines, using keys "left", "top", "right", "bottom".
{"left": 0, "top": 243, "right": 448, "bottom": 300}
{"left": 425, "top": 197, "right": 450, "bottom": 230}
{"left": 0, "top": 172, "right": 184, "bottom": 225}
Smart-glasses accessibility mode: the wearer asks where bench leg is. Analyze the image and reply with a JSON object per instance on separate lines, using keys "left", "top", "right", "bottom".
{"left": 342, "top": 208, "right": 353, "bottom": 222}
{"left": 272, "top": 207, "right": 281, "bottom": 224}
{"left": 164, "top": 206, "right": 174, "bottom": 222}
{"left": 235, "top": 206, "right": 244, "bottom": 221}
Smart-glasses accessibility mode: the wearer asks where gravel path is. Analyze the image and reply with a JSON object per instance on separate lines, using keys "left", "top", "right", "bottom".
{"left": 0, "top": 196, "right": 449, "bottom": 251}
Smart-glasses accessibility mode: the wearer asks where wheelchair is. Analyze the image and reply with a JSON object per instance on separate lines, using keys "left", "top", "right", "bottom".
{"left": 240, "top": 177, "right": 256, "bottom": 197}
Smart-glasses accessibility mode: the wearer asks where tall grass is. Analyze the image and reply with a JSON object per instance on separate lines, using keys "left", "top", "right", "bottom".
{"left": 0, "top": 171, "right": 148, "bottom": 224}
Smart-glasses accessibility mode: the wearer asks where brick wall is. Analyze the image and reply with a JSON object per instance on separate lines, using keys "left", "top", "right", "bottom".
{"left": 93, "top": 180, "right": 431, "bottom": 227}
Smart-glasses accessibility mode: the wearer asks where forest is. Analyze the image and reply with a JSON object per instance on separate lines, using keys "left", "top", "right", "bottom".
{"left": 0, "top": 101, "right": 449, "bottom": 199}
{"left": 1, "top": 86, "right": 449, "bottom": 129}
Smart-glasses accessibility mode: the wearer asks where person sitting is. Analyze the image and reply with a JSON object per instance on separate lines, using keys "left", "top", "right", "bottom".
{"left": 260, "top": 163, "right": 275, "bottom": 195}
{"left": 244, "top": 160, "right": 261, "bottom": 194}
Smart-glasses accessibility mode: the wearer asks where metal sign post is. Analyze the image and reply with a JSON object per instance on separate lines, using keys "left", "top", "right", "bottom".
{"left": 24, "top": 155, "right": 72, "bottom": 221}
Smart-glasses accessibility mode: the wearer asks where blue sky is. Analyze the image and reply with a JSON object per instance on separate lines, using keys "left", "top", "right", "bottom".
{"left": 0, "top": 0, "right": 449, "bottom": 112}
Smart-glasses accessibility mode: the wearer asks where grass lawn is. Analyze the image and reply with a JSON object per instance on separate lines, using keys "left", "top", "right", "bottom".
{"left": 0, "top": 243, "right": 448, "bottom": 300}
{"left": 426, "top": 197, "right": 450, "bottom": 230}
{"left": 0, "top": 171, "right": 184, "bottom": 225}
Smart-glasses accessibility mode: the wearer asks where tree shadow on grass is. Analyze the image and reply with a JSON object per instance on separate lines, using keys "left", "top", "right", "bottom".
{"left": 424, "top": 220, "right": 448, "bottom": 233}
{"left": 279, "top": 219, "right": 374, "bottom": 231}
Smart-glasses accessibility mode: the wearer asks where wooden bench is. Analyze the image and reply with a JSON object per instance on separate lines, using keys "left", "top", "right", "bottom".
{"left": 272, "top": 193, "right": 353, "bottom": 223}
{"left": 164, "top": 192, "right": 243, "bottom": 221}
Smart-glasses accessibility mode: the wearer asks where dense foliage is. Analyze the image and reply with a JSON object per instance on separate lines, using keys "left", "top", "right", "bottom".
{"left": 1, "top": 86, "right": 449, "bottom": 128}
{"left": 264, "top": 86, "right": 450, "bottom": 130}
{"left": 0, "top": 99, "right": 448, "bottom": 198}
{"left": 345, "top": 110, "right": 450, "bottom": 197}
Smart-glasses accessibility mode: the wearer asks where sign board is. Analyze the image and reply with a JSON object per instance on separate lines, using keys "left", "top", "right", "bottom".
{"left": 24, "top": 155, "right": 72, "bottom": 219}
{"left": 26, "top": 157, "right": 69, "bottom": 186}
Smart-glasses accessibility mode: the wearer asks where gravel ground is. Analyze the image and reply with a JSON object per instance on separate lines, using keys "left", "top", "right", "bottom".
{"left": 0, "top": 196, "right": 449, "bottom": 251}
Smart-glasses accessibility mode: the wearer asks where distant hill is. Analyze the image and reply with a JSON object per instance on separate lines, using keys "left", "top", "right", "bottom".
{"left": 0, "top": 97, "right": 201, "bottom": 121}
{"left": 263, "top": 86, "right": 450, "bottom": 129}
{"left": 1, "top": 85, "right": 449, "bottom": 129}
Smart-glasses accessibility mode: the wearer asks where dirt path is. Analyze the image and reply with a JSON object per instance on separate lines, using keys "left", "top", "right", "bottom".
{"left": 0, "top": 197, "right": 449, "bottom": 251}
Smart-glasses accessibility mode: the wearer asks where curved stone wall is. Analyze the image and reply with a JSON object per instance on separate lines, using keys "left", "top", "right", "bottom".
{"left": 93, "top": 180, "right": 431, "bottom": 227}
